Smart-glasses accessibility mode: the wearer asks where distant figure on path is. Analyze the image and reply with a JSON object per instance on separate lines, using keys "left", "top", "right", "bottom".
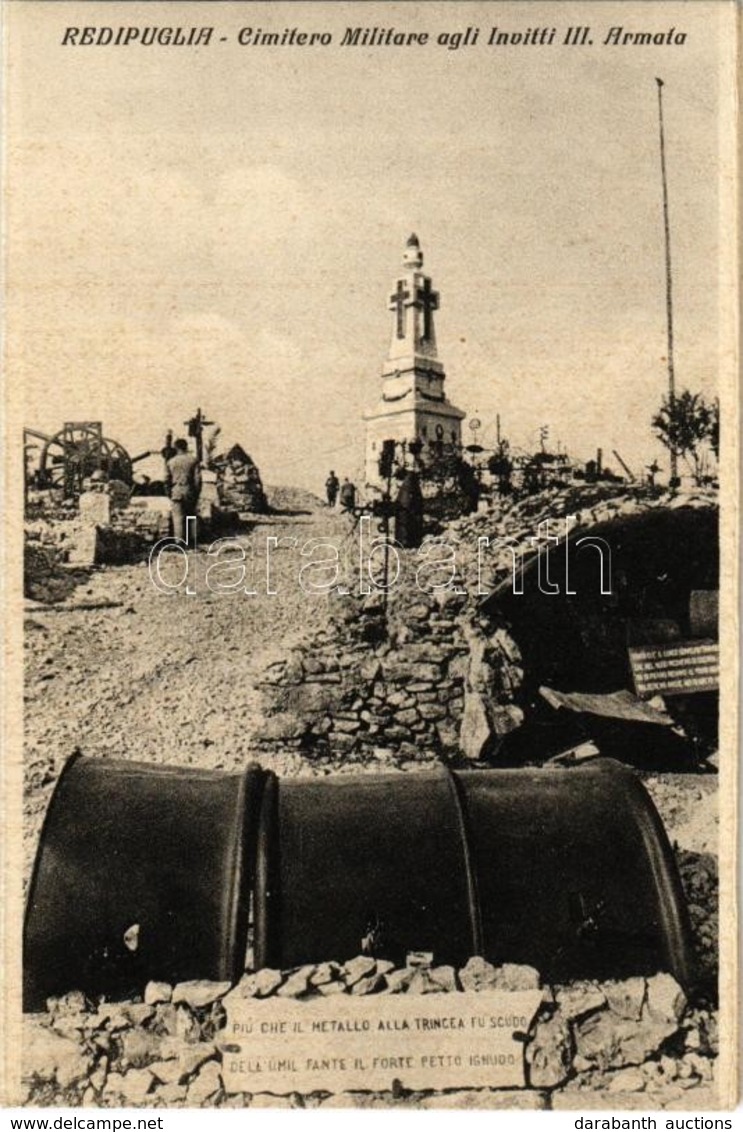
{"left": 394, "top": 470, "right": 424, "bottom": 548}
{"left": 339, "top": 477, "right": 356, "bottom": 514}
{"left": 325, "top": 470, "right": 340, "bottom": 508}
{"left": 167, "top": 438, "right": 201, "bottom": 544}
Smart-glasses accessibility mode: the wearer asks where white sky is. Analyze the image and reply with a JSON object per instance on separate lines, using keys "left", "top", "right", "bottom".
{"left": 7, "top": 0, "right": 729, "bottom": 492}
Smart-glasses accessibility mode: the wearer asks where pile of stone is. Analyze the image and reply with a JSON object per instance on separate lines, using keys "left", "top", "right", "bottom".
{"left": 25, "top": 500, "right": 78, "bottom": 523}
{"left": 110, "top": 503, "right": 170, "bottom": 545}
{"left": 445, "top": 483, "right": 718, "bottom": 598}
{"left": 255, "top": 482, "right": 718, "bottom": 767}
{"left": 24, "top": 521, "right": 88, "bottom": 602}
{"left": 20, "top": 958, "right": 716, "bottom": 1109}
{"left": 256, "top": 587, "right": 472, "bottom": 766}
{"left": 214, "top": 445, "right": 269, "bottom": 515}
{"left": 24, "top": 540, "right": 71, "bottom": 604}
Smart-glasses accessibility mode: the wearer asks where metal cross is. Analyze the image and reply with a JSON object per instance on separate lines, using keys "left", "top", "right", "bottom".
{"left": 416, "top": 277, "right": 439, "bottom": 340}
{"left": 389, "top": 280, "right": 410, "bottom": 339}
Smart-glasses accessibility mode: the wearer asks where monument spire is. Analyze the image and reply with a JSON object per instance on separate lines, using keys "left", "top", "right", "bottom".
{"left": 403, "top": 232, "right": 423, "bottom": 269}
{"left": 363, "top": 235, "right": 465, "bottom": 486}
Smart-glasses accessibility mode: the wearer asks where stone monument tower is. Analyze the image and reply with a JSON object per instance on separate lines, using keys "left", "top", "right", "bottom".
{"left": 363, "top": 234, "right": 466, "bottom": 486}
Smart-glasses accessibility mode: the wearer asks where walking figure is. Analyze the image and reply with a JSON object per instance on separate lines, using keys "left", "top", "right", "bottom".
{"left": 339, "top": 477, "right": 356, "bottom": 514}
{"left": 325, "top": 470, "right": 339, "bottom": 508}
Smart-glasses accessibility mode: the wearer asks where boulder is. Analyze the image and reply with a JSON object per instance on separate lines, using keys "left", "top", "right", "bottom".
{"left": 155, "top": 1041, "right": 217, "bottom": 1085}
{"left": 555, "top": 982, "right": 606, "bottom": 1020}
{"left": 106, "top": 1068, "right": 154, "bottom": 1105}
{"left": 526, "top": 1015, "right": 573, "bottom": 1088}
{"left": 407, "top": 969, "right": 445, "bottom": 994}
{"left": 276, "top": 968, "right": 313, "bottom": 998}
{"left": 310, "top": 962, "right": 342, "bottom": 987}
{"left": 172, "top": 980, "right": 231, "bottom": 1010}
{"left": 186, "top": 1059, "right": 222, "bottom": 1104}
{"left": 574, "top": 1011, "right": 679, "bottom": 1071}
{"left": 343, "top": 956, "right": 377, "bottom": 987}
{"left": 350, "top": 974, "right": 385, "bottom": 995}
{"left": 382, "top": 969, "right": 415, "bottom": 994}
{"left": 144, "top": 981, "right": 173, "bottom": 1005}
{"left": 607, "top": 1067, "right": 647, "bottom": 1093}
{"left": 493, "top": 963, "right": 541, "bottom": 991}
{"left": 459, "top": 956, "right": 500, "bottom": 992}
{"left": 604, "top": 976, "right": 646, "bottom": 1021}
{"left": 46, "top": 990, "right": 90, "bottom": 1019}
{"left": 459, "top": 691, "right": 494, "bottom": 761}
{"left": 22, "top": 1020, "right": 93, "bottom": 1089}
{"left": 119, "top": 1028, "right": 163, "bottom": 1069}
{"left": 317, "top": 981, "right": 346, "bottom": 996}
{"left": 429, "top": 965, "right": 459, "bottom": 992}
{"left": 251, "top": 969, "right": 285, "bottom": 998}
{"left": 156, "top": 1082, "right": 188, "bottom": 1103}
{"left": 645, "top": 973, "right": 687, "bottom": 1025}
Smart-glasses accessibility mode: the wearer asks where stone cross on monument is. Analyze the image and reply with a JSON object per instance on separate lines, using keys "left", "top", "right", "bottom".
{"left": 416, "top": 276, "right": 439, "bottom": 341}
{"left": 389, "top": 280, "right": 410, "bottom": 340}
{"left": 385, "top": 233, "right": 441, "bottom": 363}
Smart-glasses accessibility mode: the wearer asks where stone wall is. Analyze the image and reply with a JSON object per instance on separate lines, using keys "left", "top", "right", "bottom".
{"left": 256, "top": 587, "right": 469, "bottom": 766}
{"left": 24, "top": 499, "right": 172, "bottom": 588}
{"left": 20, "top": 960, "right": 717, "bottom": 1109}
{"left": 255, "top": 484, "right": 718, "bottom": 767}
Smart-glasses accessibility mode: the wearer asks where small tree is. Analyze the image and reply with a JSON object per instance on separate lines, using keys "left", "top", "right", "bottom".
{"left": 707, "top": 397, "right": 719, "bottom": 461}
{"left": 652, "top": 390, "right": 712, "bottom": 485}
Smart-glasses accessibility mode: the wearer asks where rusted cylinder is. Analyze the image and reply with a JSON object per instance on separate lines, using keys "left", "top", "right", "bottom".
{"left": 25, "top": 756, "right": 693, "bottom": 1007}
{"left": 255, "top": 768, "right": 480, "bottom": 971}
{"left": 23, "top": 754, "right": 266, "bottom": 1011}
{"left": 454, "top": 760, "right": 692, "bottom": 986}
{"left": 255, "top": 759, "right": 692, "bottom": 988}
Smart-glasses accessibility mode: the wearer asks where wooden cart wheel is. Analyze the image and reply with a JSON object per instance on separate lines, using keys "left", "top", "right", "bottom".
{"left": 39, "top": 425, "right": 133, "bottom": 494}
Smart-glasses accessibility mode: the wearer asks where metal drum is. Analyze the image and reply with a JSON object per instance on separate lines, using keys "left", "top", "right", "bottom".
{"left": 23, "top": 755, "right": 266, "bottom": 1011}
{"left": 255, "top": 759, "right": 692, "bottom": 988}
{"left": 455, "top": 760, "right": 692, "bottom": 986}
{"left": 255, "top": 768, "right": 479, "bottom": 971}
{"left": 25, "top": 756, "right": 693, "bottom": 1007}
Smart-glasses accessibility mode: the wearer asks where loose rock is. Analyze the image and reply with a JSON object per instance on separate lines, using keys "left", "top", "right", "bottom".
{"left": 144, "top": 981, "right": 173, "bottom": 1006}
{"left": 526, "top": 1015, "right": 573, "bottom": 1088}
{"left": 645, "top": 973, "right": 687, "bottom": 1025}
{"left": 172, "top": 980, "right": 231, "bottom": 1010}
{"left": 23, "top": 1020, "right": 93, "bottom": 1089}
{"left": 186, "top": 1059, "right": 222, "bottom": 1104}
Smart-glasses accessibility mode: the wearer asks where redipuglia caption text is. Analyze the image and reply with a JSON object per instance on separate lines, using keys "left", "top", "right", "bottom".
{"left": 59, "top": 25, "right": 689, "bottom": 49}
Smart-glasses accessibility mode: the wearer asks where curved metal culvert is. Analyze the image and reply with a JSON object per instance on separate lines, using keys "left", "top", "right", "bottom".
{"left": 24, "top": 757, "right": 695, "bottom": 1005}
{"left": 23, "top": 755, "right": 266, "bottom": 1012}
{"left": 255, "top": 760, "right": 694, "bottom": 991}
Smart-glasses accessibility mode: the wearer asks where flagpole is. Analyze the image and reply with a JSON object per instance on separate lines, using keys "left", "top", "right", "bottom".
{"left": 656, "top": 77, "right": 678, "bottom": 485}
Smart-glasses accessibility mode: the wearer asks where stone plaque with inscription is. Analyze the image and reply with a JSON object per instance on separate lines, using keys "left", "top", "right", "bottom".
{"left": 220, "top": 990, "right": 542, "bottom": 1095}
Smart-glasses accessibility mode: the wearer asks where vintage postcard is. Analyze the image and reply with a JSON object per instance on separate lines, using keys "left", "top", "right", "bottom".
{"left": 2, "top": 0, "right": 739, "bottom": 1117}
